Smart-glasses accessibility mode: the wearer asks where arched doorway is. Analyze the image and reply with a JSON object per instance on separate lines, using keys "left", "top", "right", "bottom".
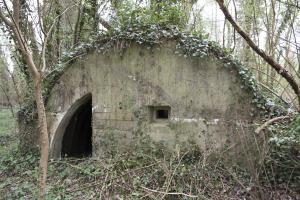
{"left": 50, "top": 93, "right": 93, "bottom": 158}
{"left": 61, "top": 96, "right": 92, "bottom": 157}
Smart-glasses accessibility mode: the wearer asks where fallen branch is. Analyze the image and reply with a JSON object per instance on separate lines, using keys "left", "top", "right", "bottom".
{"left": 140, "top": 186, "right": 198, "bottom": 198}
{"left": 255, "top": 115, "right": 291, "bottom": 134}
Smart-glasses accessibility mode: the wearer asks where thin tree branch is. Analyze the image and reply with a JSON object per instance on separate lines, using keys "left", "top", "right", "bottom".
{"left": 275, "top": 0, "right": 300, "bottom": 10}
{"left": 37, "top": 0, "right": 46, "bottom": 36}
{"left": 0, "top": 8, "right": 13, "bottom": 27}
{"left": 41, "top": 3, "right": 78, "bottom": 73}
{"left": 258, "top": 82, "right": 290, "bottom": 105}
{"left": 2, "top": 0, "right": 28, "bottom": 55}
{"left": 255, "top": 115, "right": 291, "bottom": 134}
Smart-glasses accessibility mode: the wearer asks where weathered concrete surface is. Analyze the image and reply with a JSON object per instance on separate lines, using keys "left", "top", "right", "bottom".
{"left": 47, "top": 42, "right": 258, "bottom": 161}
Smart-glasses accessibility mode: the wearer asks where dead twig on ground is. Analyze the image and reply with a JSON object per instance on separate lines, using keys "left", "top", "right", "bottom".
{"left": 140, "top": 186, "right": 198, "bottom": 198}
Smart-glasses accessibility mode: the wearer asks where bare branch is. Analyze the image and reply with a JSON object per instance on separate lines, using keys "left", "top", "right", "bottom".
{"left": 42, "top": 3, "right": 78, "bottom": 73}
{"left": 37, "top": 0, "right": 46, "bottom": 36}
{"left": 255, "top": 115, "right": 291, "bottom": 134}
{"left": 216, "top": 0, "right": 300, "bottom": 111}
{"left": 1, "top": 0, "right": 30, "bottom": 62}
{"left": 275, "top": 0, "right": 300, "bottom": 10}
{"left": 0, "top": 9, "right": 13, "bottom": 27}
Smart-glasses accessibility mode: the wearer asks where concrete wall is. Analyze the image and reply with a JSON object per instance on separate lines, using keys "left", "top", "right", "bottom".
{"left": 47, "top": 42, "right": 258, "bottom": 160}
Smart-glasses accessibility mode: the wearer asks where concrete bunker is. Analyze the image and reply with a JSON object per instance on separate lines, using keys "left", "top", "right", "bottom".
{"left": 26, "top": 37, "right": 271, "bottom": 163}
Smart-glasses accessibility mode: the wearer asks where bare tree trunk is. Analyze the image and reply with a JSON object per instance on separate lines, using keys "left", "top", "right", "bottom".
{"left": 269, "top": 3, "right": 293, "bottom": 88}
{"left": 0, "top": 3, "right": 49, "bottom": 199}
{"left": 216, "top": 0, "right": 300, "bottom": 111}
{"left": 34, "top": 76, "right": 49, "bottom": 200}
{"left": 18, "top": 38, "right": 49, "bottom": 200}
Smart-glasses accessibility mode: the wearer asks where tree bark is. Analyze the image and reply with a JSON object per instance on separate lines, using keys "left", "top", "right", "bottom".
{"left": 34, "top": 76, "right": 49, "bottom": 200}
{"left": 216, "top": 0, "right": 300, "bottom": 111}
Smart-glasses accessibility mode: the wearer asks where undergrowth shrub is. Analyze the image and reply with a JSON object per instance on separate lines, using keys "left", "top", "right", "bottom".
{"left": 263, "top": 116, "right": 300, "bottom": 191}
{"left": 111, "top": 1, "right": 188, "bottom": 30}
{"left": 1, "top": 137, "right": 299, "bottom": 199}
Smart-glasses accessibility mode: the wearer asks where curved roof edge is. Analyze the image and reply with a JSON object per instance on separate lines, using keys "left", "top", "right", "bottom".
{"left": 43, "top": 25, "right": 288, "bottom": 117}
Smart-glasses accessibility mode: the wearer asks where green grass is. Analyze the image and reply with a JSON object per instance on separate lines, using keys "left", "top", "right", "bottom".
{"left": 0, "top": 108, "right": 17, "bottom": 155}
{"left": 0, "top": 108, "right": 16, "bottom": 136}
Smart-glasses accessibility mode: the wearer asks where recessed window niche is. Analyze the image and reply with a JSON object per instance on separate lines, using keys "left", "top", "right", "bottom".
{"left": 149, "top": 106, "right": 171, "bottom": 122}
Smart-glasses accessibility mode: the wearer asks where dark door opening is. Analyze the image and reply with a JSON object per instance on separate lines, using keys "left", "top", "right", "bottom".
{"left": 61, "top": 97, "right": 92, "bottom": 157}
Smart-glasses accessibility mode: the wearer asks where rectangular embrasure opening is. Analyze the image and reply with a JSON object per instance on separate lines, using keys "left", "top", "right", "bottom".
{"left": 156, "top": 109, "right": 169, "bottom": 119}
{"left": 149, "top": 106, "right": 171, "bottom": 122}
